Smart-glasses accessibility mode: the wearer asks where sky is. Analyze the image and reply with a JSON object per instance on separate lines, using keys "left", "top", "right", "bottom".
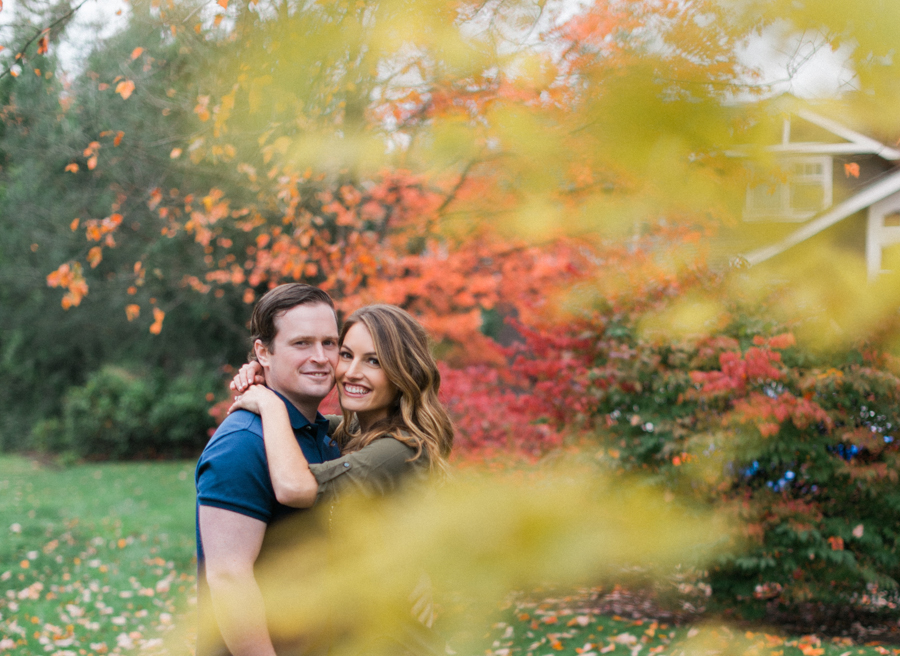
{"left": 0, "top": 0, "right": 130, "bottom": 76}
{"left": 738, "top": 25, "right": 859, "bottom": 99}
{"left": 0, "top": 0, "right": 857, "bottom": 97}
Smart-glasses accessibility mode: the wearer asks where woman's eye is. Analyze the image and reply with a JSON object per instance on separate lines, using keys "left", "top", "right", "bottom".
{"left": 339, "top": 351, "right": 352, "bottom": 359}
{"left": 367, "top": 357, "right": 380, "bottom": 367}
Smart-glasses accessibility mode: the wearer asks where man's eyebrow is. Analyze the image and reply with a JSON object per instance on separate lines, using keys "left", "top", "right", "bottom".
{"left": 291, "top": 335, "right": 339, "bottom": 341}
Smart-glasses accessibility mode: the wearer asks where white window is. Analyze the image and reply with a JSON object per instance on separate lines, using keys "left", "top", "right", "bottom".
{"left": 745, "top": 156, "right": 832, "bottom": 221}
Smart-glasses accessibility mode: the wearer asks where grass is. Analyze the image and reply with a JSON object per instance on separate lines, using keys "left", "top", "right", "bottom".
{"left": 482, "top": 591, "right": 900, "bottom": 656}
{"left": 0, "top": 456, "right": 197, "bottom": 655}
{"left": 1, "top": 455, "right": 898, "bottom": 656}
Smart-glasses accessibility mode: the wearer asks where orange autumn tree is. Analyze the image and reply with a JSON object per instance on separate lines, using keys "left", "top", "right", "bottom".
{"left": 45, "top": 0, "right": 754, "bottom": 342}
{"left": 35, "top": 0, "right": 766, "bottom": 463}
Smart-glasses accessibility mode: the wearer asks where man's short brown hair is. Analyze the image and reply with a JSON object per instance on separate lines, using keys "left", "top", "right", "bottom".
{"left": 249, "top": 284, "right": 335, "bottom": 354}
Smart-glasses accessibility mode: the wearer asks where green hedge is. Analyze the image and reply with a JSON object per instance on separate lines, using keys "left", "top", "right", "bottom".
{"left": 597, "top": 331, "right": 900, "bottom": 615}
{"left": 30, "top": 365, "right": 221, "bottom": 460}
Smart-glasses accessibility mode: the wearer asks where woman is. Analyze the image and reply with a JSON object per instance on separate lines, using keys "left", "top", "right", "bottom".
{"left": 230, "top": 303, "right": 454, "bottom": 508}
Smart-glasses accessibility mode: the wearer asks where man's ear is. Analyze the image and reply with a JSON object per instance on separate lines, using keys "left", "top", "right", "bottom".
{"left": 254, "top": 339, "right": 271, "bottom": 367}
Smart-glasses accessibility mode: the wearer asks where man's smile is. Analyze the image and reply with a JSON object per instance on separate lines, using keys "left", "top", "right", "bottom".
{"left": 302, "top": 371, "right": 332, "bottom": 379}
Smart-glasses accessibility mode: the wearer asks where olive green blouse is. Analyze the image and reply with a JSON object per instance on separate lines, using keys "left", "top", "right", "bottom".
{"left": 307, "top": 415, "right": 426, "bottom": 504}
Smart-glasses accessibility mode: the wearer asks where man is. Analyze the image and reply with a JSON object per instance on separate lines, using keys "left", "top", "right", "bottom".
{"left": 195, "top": 283, "right": 342, "bottom": 656}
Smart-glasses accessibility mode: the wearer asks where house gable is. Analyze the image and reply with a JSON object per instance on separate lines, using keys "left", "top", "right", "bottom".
{"left": 730, "top": 102, "right": 900, "bottom": 279}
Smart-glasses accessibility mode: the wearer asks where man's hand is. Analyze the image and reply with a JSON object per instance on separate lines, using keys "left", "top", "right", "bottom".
{"left": 230, "top": 361, "right": 266, "bottom": 393}
{"left": 199, "top": 506, "right": 277, "bottom": 656}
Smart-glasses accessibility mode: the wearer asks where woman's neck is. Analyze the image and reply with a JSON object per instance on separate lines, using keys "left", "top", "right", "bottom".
{"left": 355, "top": 408, "right": 389, "bottom": 433}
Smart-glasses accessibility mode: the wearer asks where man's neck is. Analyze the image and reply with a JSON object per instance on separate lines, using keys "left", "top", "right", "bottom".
{"left": 268, "top": 385, "right": 320, "bottom": 424}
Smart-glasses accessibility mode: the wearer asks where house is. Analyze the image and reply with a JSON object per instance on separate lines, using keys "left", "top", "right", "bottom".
{"left": 731, "top": 101, "right": 900, "bottom": 280}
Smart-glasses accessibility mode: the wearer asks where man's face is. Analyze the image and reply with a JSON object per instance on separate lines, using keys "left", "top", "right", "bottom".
{"left": 254, "top": 303, "right": 340, "bottom": 418}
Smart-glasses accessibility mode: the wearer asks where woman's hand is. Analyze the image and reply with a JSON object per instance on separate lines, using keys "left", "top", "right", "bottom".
{"left": 228, "top": 384, "right": 280, "bottom": 416}
{"left": 230, "top": 361, "right": 265, "bottom": 393}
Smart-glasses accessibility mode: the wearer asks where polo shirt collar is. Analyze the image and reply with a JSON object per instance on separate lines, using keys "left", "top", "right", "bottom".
{"left": 270, "top": 388, "right": 329, "bottom": 431}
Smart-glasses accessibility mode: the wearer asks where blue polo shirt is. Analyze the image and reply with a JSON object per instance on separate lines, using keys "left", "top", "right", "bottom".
{"left": 194, "top": 390, "right": 341, "bottom": 561}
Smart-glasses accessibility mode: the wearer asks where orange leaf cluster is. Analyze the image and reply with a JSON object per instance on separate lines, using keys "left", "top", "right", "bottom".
{"left": 83, "top": 141, "right": 101, "bottom": 171}
{"left": 115, "top": 79, "right": 135, "bottom": 100}
{"left": 84, "top": 213, "right": 123, "bottom": 245}
{"left": 149, "top": 307, "right": 165, "bottom": 334}
{"left": 732, "top": 391, "right": 832, "bottom": 437}
{"left": 689, "top": 346, "right": 786, "bottom": 397}
{"left": 46, "top": 262, "right": 89, "bottom": 309}
{"left": 87, "top": 246, "right": 103, "bottom": 268}
{"left": 194, "top": 95, "right": 211, "bottom": 122}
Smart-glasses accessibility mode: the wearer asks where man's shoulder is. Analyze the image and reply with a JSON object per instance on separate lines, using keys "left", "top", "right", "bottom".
{"left": 211, "top": 409, "right": 262, "bottom": 437}
{"left": 201, "top": 410, "right": 263, "bottom": 456}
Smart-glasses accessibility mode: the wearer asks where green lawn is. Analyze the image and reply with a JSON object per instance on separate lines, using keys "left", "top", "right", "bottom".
{"left": 0, "top": 456, "right": 197, "bottom": 655}
{"left": 483, "top": 591, "right": 900, "bottom": 656}
{"left": 1, "top": 456, "right": 898, "bottom": 656}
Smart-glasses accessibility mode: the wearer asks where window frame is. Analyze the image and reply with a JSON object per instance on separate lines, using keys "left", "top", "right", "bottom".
{"left": 744, "top": 156, "right": 833, "bottom": 222}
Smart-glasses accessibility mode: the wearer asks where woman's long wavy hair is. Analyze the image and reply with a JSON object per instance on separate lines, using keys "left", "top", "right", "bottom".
{"left": 333, "top": 304, "right": 453, "bottom": 474}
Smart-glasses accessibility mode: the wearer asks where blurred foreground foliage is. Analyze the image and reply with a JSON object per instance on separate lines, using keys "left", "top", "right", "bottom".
{"left": 197, "top": 466, "right": 730, "bottom": 656}
{"left": 1, "top": 452, "right": 896, "bottom": 655}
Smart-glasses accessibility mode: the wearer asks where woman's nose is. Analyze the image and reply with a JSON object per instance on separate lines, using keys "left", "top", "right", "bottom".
{"left": 344, "top": 359, "right": 363, "bottom": 379}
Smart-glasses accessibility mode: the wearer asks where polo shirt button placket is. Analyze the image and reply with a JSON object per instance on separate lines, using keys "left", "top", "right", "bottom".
{"left": 343, "top": 463, "right": 350, "bottom": 468}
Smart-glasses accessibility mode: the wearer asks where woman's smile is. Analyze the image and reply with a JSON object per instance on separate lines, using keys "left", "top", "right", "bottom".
{"left": 342, "top": 383, "right": 371, "bottom": 396}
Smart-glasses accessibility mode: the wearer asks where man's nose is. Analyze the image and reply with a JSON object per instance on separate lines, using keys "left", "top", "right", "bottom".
{"left": 309, "top": 343, "right": 328, "bottom": 363}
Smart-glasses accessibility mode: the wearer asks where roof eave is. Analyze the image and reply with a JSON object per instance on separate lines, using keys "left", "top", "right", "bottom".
{"left": 742, "top": 169, "right": 900, "bottom": 266}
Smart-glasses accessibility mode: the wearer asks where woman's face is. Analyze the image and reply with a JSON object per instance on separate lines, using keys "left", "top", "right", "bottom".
{"left": 336, "top": 322, "right": 399, "bottom": 429}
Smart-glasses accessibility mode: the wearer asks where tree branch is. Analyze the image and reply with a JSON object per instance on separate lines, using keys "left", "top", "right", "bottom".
{"left": 0, "top": 0, "right": 91, "bottom": 81}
